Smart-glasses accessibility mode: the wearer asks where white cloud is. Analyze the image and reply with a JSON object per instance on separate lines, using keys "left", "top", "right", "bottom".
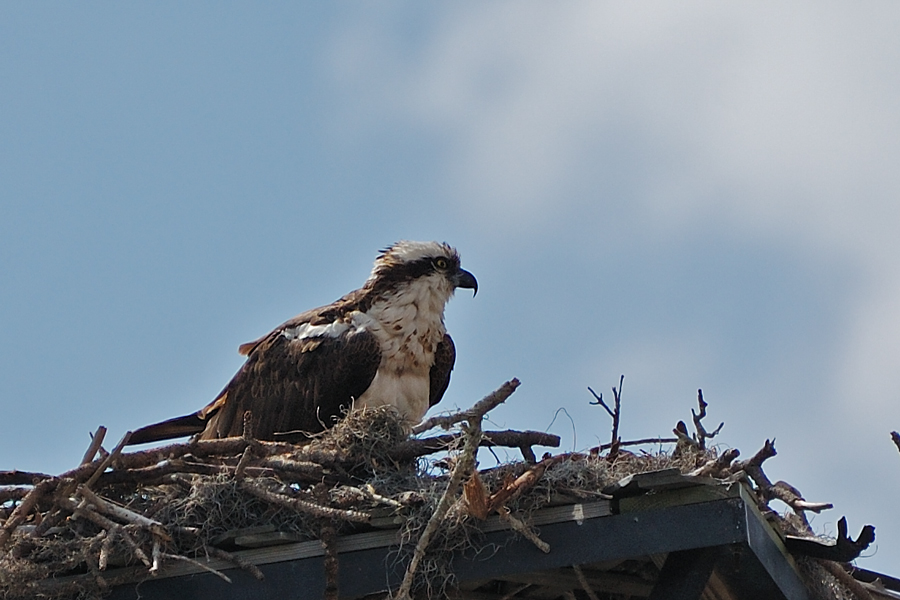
{"left": 331, "top": 2, "right": 900, "bottom": 252}
{"left": 839, "top": 280, "right": 900, "bottom": 421}
{"left": 327, "top": 2, "right": 900, "bottom": 572}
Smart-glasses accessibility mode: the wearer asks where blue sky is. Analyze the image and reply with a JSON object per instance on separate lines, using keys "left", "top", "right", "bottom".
{"left": 3, "top": 2, "right": 900, "bottom": 574}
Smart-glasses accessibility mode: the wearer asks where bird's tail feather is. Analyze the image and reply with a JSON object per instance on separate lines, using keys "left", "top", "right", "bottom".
{"left": 127, "top": 413, "right": 207, "bottom": 445}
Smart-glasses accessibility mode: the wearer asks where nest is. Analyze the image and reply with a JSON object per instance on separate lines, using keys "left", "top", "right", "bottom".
{"left": 0, "top": 379, "right": 876, "bottom": 600}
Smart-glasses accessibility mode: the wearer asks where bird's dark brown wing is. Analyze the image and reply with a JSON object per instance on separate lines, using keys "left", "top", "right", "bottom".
{"left": 129, "top": 314, "right": 382, "bottom": 445}
{"left": 428, "top": 334, "right": 456, "bottom": 407}
{"left": 204, "top": 325, "right": 382, "bottom": 440}
{"left": 237, "top": 307, "right": 330, "bottom": 356}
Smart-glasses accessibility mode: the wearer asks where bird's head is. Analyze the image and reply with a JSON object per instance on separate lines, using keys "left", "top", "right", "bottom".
{"left": 367, "top": 241, "right": 478, "bottom": 301}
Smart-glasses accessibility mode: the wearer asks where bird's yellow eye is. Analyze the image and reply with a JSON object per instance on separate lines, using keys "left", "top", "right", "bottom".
{"left": 434, "top": 257, "right": 449, "bottom": 270}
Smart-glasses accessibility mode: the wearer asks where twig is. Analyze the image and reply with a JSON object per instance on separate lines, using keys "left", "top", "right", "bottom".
{"left": 242, "top": 410, "right": 254, "bottom": 440}
{"left": 241, "top": 481, "right": 370, "bottom": 523}
{"left": 343, "top": 485, "right": 404, "bottom": 509}
{"left": 519, "top": 445, "right": 537, "bottom": 463}
{"left": 320, "top": 519, "right": 339, "bottom": 600}
{"left": 150, "top": 539, "right": 162, "bottom": 574}
{"left": 81, "top": 426, "right": 108, "bottom": 465}
{"left": 397, "top": 380, "right": 514, "bottom": 599}
{"left": 396, "top": 420, "right": 481, "bottom": 599}
{"left": 257, "top": 457, "right": 324, "bottom": 479}
{"left": 412, "top": 378, "right": 520, "bottom": 434}
{"left": 0, "top": 487, "right": 31, "bottom": 504}
{"left": 587, "top": 387, "right": 613, "bottom": 417}
{"left": 573, "top": 564, "right": 601, "bottom": 600}
{"left": 0, "top": 478, "right": 56, "bottom": 547}
{"left": 499, "top": 584, "right": 532, "bottom": 600}
{"left": 121, "top": 527, "right": 152, "bottom": 567}
{"left": 498, "top": 507, "right": 549, "bottom": 553}
{"left": 234, "top": 411, "right": 258, "bottom": 479}
{"left": 688, "top": 448, "right": 740, "bottom": 478}
{"left": 234, "top": 447, "right": 255, "bottom": 479}
{"left": 588, "top": 375, "right": 624, "bottom": 458}
{"left": 99, "top": 530, "right": 113, "bottom": 571}
{"left": 78, "top": 486, "right": 171, "bottom": 540}
{"left": 0, "top": 470, "right": 53, "bottom": 485}
{"left": 56, "top": 492, "right": 176, "bottom": 571}
{"left": 61, "top": 496, "right": 116, "bottom": 529}
{"left": 771, "top": 481, "right": 833, "bottom": 514}
{"left": 206, "top": 547, "right": 265, "bottom": 580}
{"left": 161, "top": 553, "right": 232, "bottom": 583}
{"left": 731, "top": 440, "right": 831, "bottom": 528}
{"left": 691, "top": 389, "right": 723, "bottom": 450}
{"left": 463, "top": 472, "right": 490, "bottom": 520}
{"left": 83, "top": 543, "right": 109, "bottom": 591}
{"left": 488, "top": 455, "right": 562, "bottom": 511}
{"left": 30, "top": 507, "right": 67, "bottom": 538}
{"left": 733, "top": 438, "right": 777, "bottom": 471}
{"left": 822, "top": 561, "right": 874, "bottom": 600}
{"left": 391, "top": 429, "right": 559, "bottom": 461}
{"left": 673, "top": 421, "right": 700, "bottom": 451}
{"left": 592, "top": 437, "right": 679, "bottom": 453}
{"left": 84, "top": 431, "right": 133, "bottom": 490}
{"left": 3, "top": 436, "right": 298, "bottom": 489}
{"left": 96, "top": 459, "right": 234, "bottom": 486}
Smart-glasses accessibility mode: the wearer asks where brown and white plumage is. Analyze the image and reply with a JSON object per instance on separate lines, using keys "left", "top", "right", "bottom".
{"left": 128, "top": 241, "right": 477, "bottom": 444}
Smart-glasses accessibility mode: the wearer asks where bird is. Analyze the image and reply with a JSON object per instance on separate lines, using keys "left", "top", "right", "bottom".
{"left": 127, "top": 241, "right": 477, "bottom": 445}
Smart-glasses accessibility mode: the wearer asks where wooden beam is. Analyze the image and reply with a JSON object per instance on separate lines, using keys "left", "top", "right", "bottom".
{"left": 649, "top": 547, "right": 719, "bottom": 600}
{"left": 497, "top": 568, "right": 653, "bottom": 597}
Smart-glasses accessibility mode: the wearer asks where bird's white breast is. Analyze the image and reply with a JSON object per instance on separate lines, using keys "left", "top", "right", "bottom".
{"left": 355, "top": 274, "right": 453, "bottom": 422}
{"left": 356, "top": 369, "right": 431, "bottom": 422}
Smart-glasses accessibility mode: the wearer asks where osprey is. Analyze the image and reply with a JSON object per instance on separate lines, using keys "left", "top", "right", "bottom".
{"left": 128, "top": 241, "right": 477, "bottom": 445}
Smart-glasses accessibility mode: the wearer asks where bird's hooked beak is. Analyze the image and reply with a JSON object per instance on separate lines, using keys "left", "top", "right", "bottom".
{"left": 454, "top": 268, "right": 478, "bottom": 296}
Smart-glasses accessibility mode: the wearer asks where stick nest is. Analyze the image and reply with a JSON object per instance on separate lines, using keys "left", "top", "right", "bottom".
{"left": 0, "top": 379, "right": 870, "bottom": 600}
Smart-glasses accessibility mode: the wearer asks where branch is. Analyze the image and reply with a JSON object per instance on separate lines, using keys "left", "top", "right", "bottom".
{"left": 58, "top": 496, "right": 119, "bottom": 532}
{"left": 412, "top": 379, "right": 520, "bottom": 434}
{"left": 240, "top": 481, "right": 370, "bottom": 523}
{"left": 771, "top": 481, "right": 833, "bottom": 514}
{"left": 731, "top": 439, "right": 832, "bottom": 529}
{"left": 391, "top": 429, "right": 560, "bottom": 462}
{"left": 319, "top": 518, "right": 339, "bottom": 600}
{"left": 690, "top": 389, "right": 723, "bottom": 450}
{"left": 688, "top": 448, "right": 740, "bottom": 478}
{"left": 161, "top": 553, "right": 232, "bottom": 583}
{"left": 732, "top": 438, "right": 777, "bottom": 472}
{"left": 0, "top": 478, "right": 57, "bottom": 547}
{"left": 589, "top": 375, "right": 624, "bottom": 458}
{"left": 206, "top": 547, "right": 265, "bottom": 581}
{"left": 78, "top": 486, "right": 171, "bottom": 541}
{"left": 587, "top": 387, "right": 614, "bottom": 418}
{"left": 81, "top": 426, "right": 108, "bottom": 465}
{"left": 0, "top": 471, "right": 53, "bottom": 485}
{"left": 397, "top": 386, "right": 493, "bottom": 599}
{"left": 83, "top": 431, "right": 132, "bottom": 490}
{"left": 0, "top": 487, "right": 31, "bottom": 504}
{"left": 256, "top": 457, "right": 325, "bottom": 479}
{"left": 498, "top": 507, "right": 549, "bottom": 553}
{"left": 785, "top": 517, "right": 875, "bottom": 562}
{"left": 487, "top": 455, "right": 563, "bottom": 512}
{"left": 592, "top": 437, "right": 678, "bottom": 453}
{"left": 573, "top": 564, "right": 601, "bottom": 600}
{"left": 610, "top": 375, "right": 623, "bottom": 452}
{"left": 822, "top": 561, "right": 874, "bottom": 600}
{"left": 95, "top": 459, "right": 233, "bottom": 486}
{"left": 672, "top": 420, "right": 699, "bottom": 451}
